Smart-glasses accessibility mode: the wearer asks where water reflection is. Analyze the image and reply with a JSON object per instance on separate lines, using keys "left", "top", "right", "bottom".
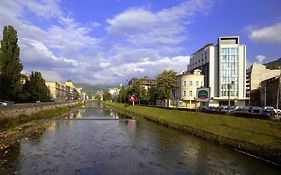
{"left": 1, "top": 103, "right": 281, "bottom": 175}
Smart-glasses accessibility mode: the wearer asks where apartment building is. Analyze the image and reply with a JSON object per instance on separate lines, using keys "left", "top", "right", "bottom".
{"left": 175, "top": 69, "right": 204, "bottom": 108}
{"left": 128, "top": 78, "right": 157, "bottom": 90}
{"left": 45, "top": 81, "right": 68, "bottom": 102}
{"left": 187, "top": 36, "right": 247, "bottom": 106}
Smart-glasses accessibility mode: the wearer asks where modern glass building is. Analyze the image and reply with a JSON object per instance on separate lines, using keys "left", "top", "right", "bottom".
{"left": 187, "top": 36, "right": 248, "bottom": 106}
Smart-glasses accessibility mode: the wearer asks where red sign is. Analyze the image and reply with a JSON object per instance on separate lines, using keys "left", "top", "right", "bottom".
{"left": 128, "top": 95, "right": 137, "bottom": 102}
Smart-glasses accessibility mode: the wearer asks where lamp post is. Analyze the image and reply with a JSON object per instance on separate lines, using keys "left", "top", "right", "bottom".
{"left": 228, "top": 81, "right": 235, "bottom": 108}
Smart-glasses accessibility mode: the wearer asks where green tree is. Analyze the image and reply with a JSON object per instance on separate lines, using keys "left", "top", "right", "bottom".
{"left": 22, "top": 72, "right": 51, "bottom": 102}
{"left": 118, "top": 86, "right": 127, "bottom": 103}
{"left": 155, "top": 70, "right": 176, "bottom": 100}
{"left": 93, "top": 94, "right": 101, "bottom": 101}
{"left": 0, "top": 25, "right": 23, "bottom": 101}
{"left": 147, "top": 86, "right": 158, "bottom": 104}
{"left": 103, "top": 89, "right": 112, "bottom": 101}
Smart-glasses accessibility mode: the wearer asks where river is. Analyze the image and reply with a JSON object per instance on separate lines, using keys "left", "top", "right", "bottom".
{"left": 1, "top": 102, "right": 281, "bottom": 175}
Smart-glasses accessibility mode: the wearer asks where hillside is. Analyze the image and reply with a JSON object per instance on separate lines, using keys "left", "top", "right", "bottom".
{"left": 74, "top": 83, "right": 109, "bottom": 96}
{"left": 264, "top": 57, "right": 281, "bottom": 70}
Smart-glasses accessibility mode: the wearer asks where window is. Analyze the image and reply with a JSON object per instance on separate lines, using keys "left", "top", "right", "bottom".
{"left": 183, "top": 91, "right": 186, "bottom": 96}
{"left": 196, "top": 81, "right": 199, "bottom": 86}
{"left": 183, "top": 81, "right": 186, "bottom": 86}
{"left": 201, "top": 81, "right": 203, "bottom": 87}
{"left": 189, "top": 81, "right": 193, "bottom": 86}
{"left": 189, "top": 91, "right": 193, "bottom": 96}
{"left": 222, "top": 48, "right": 228, "bottom": 53}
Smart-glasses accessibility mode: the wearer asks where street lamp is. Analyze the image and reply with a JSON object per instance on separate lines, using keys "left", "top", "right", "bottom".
{"left": 228, "top": 81, "right": 235, "bottom": 108}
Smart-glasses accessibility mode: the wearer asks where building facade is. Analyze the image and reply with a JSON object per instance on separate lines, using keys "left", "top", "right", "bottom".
{"left": 45, "top": 81, "right": 68, "bottom": 102}
{"left": 175, "top": 69, "right": 204, "bottom": 108}
{"left": 187, "top": 36, "right": 247, "bottom": 106}
{"left": 260, "top": 76, "right": 281, "bottom": 108}
{"left": 246, "top": 64, "right": 281, "bottom": 105}
{"left": 128, "top": 78, "right": 157, "bottom": 90}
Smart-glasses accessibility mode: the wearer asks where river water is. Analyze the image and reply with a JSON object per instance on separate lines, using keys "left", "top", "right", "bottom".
{"left": 1, "top": 102, "right": 281, "bottom": 175}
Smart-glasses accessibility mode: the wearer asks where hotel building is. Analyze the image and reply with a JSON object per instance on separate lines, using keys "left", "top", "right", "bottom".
{"left": 176, "top": 69, "right": 204, "bottom": 108}
{"left": 187, "top": 36, "right": 247, "bottom": 106}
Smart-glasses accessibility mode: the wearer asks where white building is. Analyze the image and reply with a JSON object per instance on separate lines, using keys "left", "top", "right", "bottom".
{"left": 176, "top": 69, "right": 204, "bottom": 108}
{"left": 187, "top": 36, "right": 247, "bottom": 106}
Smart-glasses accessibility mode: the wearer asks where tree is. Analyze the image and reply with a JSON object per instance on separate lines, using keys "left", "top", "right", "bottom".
{"left": 118, "top": 86, "right": 127, "bottom": 103}
{"left": 22, "top": 72, "right": 51, "bottom": 102}
{"left": 155, "top": 70, "right": 176, "bottom": 100}
{"left": 102, "top": 89, "right": 112, "bottom": 101}
{"left": 147, "top": 86, "right": 158, "bottom": 104}
{"left": 126, "top": 78, "right": 149, "bottom": 104}
{"left": 0, "top": 25, "right": 23, "bottom": 101}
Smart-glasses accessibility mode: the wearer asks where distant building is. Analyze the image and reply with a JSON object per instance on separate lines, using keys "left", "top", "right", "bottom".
{"left": 260, "top": 76, "right": 281, "bottom": 108}
{"left": 246, "top": 64, "right": 281, "bottom": 105}
{"left": 45, "top": 81, "right": 68, "bottom": 102}
{"left": 175, "top": 69, "right": 204, "bottom": 108}
{"left": 128, "top": 78, "right": 157, "bottom": 90}
{"left": 187, "top": 36, "right": 247, "bottom": 106}
{"left": 108, "top": 88, "right": 120, "bottom": 100}
{"left": 65, "top": 80, "right": 80, "bottom": 100}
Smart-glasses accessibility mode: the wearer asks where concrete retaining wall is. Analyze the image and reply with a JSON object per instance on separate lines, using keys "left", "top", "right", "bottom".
{"left": 0, "top": 101, "right": 79, "bottom": 117}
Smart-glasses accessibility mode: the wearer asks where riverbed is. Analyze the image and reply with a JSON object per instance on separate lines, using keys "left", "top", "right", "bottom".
{"left": 1, "top": 102, "right": 280, "bottom": 174}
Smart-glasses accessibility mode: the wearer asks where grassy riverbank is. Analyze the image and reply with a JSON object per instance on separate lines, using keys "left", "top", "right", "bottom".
{"left": 107, "top": 102, "right": 281, "bottom": 164}
{"left": 0, "top": 105, "right": 76, "bottom": 132}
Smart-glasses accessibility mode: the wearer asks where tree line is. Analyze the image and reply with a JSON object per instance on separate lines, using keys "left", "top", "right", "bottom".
{"left": 116, "top": 70, "right": 176, "bottom": 104}
{"left": 0, "top": 25, "right": 50, "bottom": 102}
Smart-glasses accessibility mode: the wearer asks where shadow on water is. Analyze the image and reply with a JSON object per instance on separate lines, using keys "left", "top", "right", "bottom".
{"left": 1, "top": 101, "right": 281, "bottom": 174}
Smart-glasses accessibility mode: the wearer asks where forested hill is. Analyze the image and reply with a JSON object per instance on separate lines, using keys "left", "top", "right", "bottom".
{"left": 264, "top": 58, "right": 281, "bottom": 70}
{"left": 74, "top": 83, "right": 109, "bottom": 96}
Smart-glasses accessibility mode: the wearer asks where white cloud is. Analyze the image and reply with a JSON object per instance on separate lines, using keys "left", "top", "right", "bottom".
{"left": 256, "top": 55, "right": 266, "bottom": 63}
{"left": 89, "top": 55, "right": 190, "bottom": 85}
{"left": 39, "top": 70, "right": 63, "bottom": 82}
{"left": 106, "top": 0, "right": 213, "bottom": 46}
{"left": 0, "top": 0, "right": 211, "bottom": 85}
{"left": 248, "top": 22, "right": 281, "bottom": 43}
{"left": 22, "top": 0, "right": 63, "bottom": 19}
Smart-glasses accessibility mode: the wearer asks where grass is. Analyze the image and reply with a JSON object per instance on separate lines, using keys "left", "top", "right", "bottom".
{"left": 0, "top": 106, "right": 74, "bottom": 132}
{"left": 107, "top": 102, "right": 281, "bottom": 150}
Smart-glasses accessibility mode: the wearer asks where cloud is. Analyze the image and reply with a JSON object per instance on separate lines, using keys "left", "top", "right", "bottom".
{"left": 256, "top": 55, "right": 266, "bottom": 63}
{"left": 89, "top": 55, "right": 190, "bottom": 85}
{"left": 0, "top": 0, "right": 212, "bottom": 85}
{"left": 248, "top": 22, "right": 281, "bottom": 44}
{"left": 106, "top": 0, "right": 213, "bottom": 46}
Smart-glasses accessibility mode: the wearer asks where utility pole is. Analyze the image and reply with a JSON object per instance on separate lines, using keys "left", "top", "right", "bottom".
{"left": 276, "top": 74, "right": 281, "bottom": 119}
{"left": 228, "top": 81, "right": 234, "bottom": 112}
{"left": 264, "top": 84, "right": 266, "bottom": 107}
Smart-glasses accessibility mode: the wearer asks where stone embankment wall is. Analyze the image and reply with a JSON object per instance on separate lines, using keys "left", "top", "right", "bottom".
{"left": 0, "top": 101, "right": 79, "bottom": 117}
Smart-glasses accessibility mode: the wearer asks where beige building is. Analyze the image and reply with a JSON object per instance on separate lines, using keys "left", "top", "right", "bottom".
{"left": 128, "top": 78, "right": 157, "bottom": 90}
{"left": 45, "top": 81, "right": 68, "bottom": 102}
{"left": 246, "top": 64, "right": 281, "bottom": 105}
{"left": 246, "top": 64, "right": 280, "bottom": 92}
{"left": 176, "top": 69, "right": 204, "bottom": 108}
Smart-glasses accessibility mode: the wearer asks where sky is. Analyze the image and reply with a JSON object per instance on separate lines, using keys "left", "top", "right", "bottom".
{"left": 0, "top": 0, "right": 281, "bottom": 86}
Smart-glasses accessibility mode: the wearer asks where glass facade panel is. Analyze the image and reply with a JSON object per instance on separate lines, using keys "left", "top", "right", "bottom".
{"left": 220, "top": 47, "right": 238, "bottom": 97}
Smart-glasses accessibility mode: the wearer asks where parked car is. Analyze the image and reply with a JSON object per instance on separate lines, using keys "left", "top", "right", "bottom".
{"left": 273, "top": 108, "right": 281, "bottom": 114}
{"left": 248, "top": 106, "right": 262, "bottom": 113}
{"left": 206, "top": 106, "right": 218, "bottom": 111}
{"left": 233, "top": 106, "right": 249, "bottom": 113}
{"left": 197, "top": 106, "right": 207, "bottom": 111}
{"left": 260, "top": 108, "right": 275, "bottom": 116}
{"left": 0, "top": 102, "right": 8, "bottom": 106}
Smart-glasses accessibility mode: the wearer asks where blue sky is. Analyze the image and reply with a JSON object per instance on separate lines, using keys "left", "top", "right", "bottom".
{"left": 0, "top": 0, "right": 281, "bottom": 85}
